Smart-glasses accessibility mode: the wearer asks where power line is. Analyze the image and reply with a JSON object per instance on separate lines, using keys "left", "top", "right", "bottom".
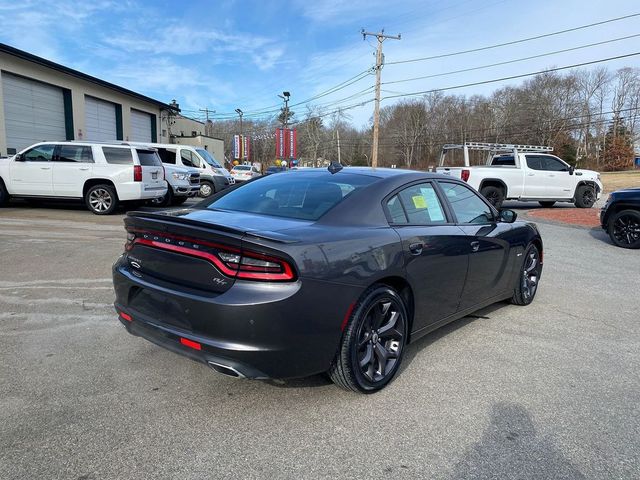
{"left": 381, "top": 52, "right": 640, "bottom": 101}
{"left": 383, "top": 33, "right": 640, "bottom": 85}
{"left": 386, "top": 12, "right": 640, "bottom": 65}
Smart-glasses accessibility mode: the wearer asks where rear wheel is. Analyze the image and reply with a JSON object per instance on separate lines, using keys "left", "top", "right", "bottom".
{"left": 539, "top": 201, "right": 556, "bottom": 208}
{"left": 510, "top": 243, "right": 542, "bottom": 306}
{"left": 608, "top": 209, "right": 640, "bottom": 249}
{"left": 574, "top": 185, "right": 596, "bottom": 208}
{"left": 329, "top": 285, "right": 408, "bottom": 393}
{"left": 85, "top": 184, "right": 118, "bottom": 215}
{"left": 480, "top": 185, "right": 505, "bottom": 209}
{"left": 199, "top": 180, "right": 215, "bottom": 198}
{"left": 0, "top": 180, "right": 9, "bottom": 206}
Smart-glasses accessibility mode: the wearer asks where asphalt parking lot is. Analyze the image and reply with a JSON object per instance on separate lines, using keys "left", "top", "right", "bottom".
{"left": 1, "top": 199, "right": 639, "bottom": 479}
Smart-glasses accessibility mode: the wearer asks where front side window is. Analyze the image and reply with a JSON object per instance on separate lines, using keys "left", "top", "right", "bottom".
{"left": 103, "top": 147, "right": 133, "bottom": 165}
{"left": 181, "top": 150, "right": 195, "bottom": 167}
{"left": 388, "top": 182, "right": 447, "bottom": 225}
{"left": 439, "top": 182, "right": 494, "bottom": 224}
{"left": 57, "top": 145, "right": 93, "bottom": 163}
{"left": 23, "top": 144, "right": 55, "bottom": 162}
{"left": 542, "top": 156, "right": 569, "bottom": 172}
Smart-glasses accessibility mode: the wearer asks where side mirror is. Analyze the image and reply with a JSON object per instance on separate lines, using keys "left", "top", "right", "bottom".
{"left": 569, "top": 166, "right": 575, "bottom": 175}
{"left": 499, "top": 209, "right": 517, "bottom": 223}
{"left": 14, "top": 153, "right": 24, "bottom": 162}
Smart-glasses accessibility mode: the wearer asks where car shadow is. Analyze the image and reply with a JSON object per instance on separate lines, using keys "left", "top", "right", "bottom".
{"left": 588, "top": 225, "right": 615, "bottom": 246}
{"left": 399, "top": 302, "right": 509, "bottom": 376}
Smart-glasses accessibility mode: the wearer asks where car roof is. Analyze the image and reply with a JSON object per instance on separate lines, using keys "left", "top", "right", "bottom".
{"left": 273, "top": 166, "right": 448, "bottom": 181}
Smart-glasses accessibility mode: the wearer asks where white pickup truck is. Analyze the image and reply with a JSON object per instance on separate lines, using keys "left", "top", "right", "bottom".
{"left": 435, "top": 142, "right": 603, "bottom": 209}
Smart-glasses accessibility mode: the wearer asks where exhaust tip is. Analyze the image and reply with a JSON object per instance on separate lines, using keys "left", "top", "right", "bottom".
{"left": 208, "top": 361, "right": 244, "bottom": 378}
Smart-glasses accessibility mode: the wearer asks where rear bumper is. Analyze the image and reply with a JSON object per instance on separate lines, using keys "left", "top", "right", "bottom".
{"left": 112, "top": 258, "right": 362, "bottom": 379}
{"left": 118, "top": 183, "right": 168, "bottom": 201}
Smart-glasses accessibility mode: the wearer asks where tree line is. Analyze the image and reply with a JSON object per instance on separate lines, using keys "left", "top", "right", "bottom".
{"left": 209, "top": 66, "right": 639, "bottom": 172}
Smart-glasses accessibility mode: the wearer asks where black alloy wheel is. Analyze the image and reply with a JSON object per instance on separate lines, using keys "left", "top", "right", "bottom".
{"left": 608, "top": 210, "right": 640, "bottom": 249}
{"left": 480, "top": 186, "right": 505, "bottom": 209}
{"left": 575, "top": 185, "right": 596, "bottom": 208}
{"left": 329, "top": 285, "right": 408, "bottom": 393}
{"left": 511, "top": 244, "right": 542, "bottom": 306}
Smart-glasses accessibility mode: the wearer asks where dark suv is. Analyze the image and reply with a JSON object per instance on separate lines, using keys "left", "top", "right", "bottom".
{"left": 600, "top": 187, "right": 640, "bottom": 249}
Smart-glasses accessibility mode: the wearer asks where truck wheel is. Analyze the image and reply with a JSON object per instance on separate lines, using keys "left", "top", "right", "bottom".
{"left": 574, "top": 185, "right": 596, "bottom": 208}
{"left": 150, "top": 188, "right": 173, "bottom": 207}
{"left": 85, "top": 184, "right": 118, "bottom": 215}
{"left": 480, "top": 186, "right": 504, "bottom": 209}
{"left": 539, "top": 201, "right": 556, "bottom": 208}
{"left": 0, "top": 180, "right": 9, "bottom": 206}
{"left": 199, "top": 181, "right": 215, "bottom": 198}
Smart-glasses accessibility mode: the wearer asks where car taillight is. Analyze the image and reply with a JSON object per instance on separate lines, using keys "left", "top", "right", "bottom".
{"left": 125, "top": 229, "right": 296, "bottom": 282}
{"left": 161, "top": 165, "right": 166, "bottom": 181}
{"left": 134, "top": 165, "right": 142, "bottom": 182}
{"left": 461, "top": 169, "right": 470, "bottom": 182}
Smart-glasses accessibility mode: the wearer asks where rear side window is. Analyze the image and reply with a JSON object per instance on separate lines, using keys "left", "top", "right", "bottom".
{"left": 388, "top": 182, "right": 446, "bottom": 225}
{"left": 157, "top": 148, "right": 176, "bottom": 164}
{"left": 103, "top": 147, "right": 133, "bottom": 165}
{"left": 137, "top": 150, "right": 162, "bottom": 166}
{"left": 57, "top": 145, "right": 93, "bottom": 163}
{"left": 207, "top": 173, "right": 377, "bottom": 220}
{"left": 439, "top": 182, "right": 494, "bottom": 224}
{"left": 491, "top": 155, "right": 515, "bottom": 166}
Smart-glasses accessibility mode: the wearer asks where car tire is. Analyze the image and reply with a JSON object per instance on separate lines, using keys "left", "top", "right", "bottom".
{"left": 510, "top": 243, "right": 542, "bottom": 306}
{"left": 607, "top": 209, "right": 640, "bottom": 249}
{"left": 199, "top": 181, "right": 215, "bottom": 198}
{"left": 0, "top": 180, "right": 10, "bottom": 206}
{"left": 150, "top": 188, "right": 173, "bottom": 207}
{"left": 539, "top": 201, "right": 556, "bottom": 208}
{"left": 574, "top": 185, "right": 596, "bottom": 208}
{"left": 171, "top": 196, "right": 189, "bottom": 206}
{"left": 480, "top": 186, "right": 505, "bottom": 209}
{"left": 85, "top": 184, "right": 118, "bottom": 215}
{"left": 329, "top": 284, "right": 409, "bottom": 393}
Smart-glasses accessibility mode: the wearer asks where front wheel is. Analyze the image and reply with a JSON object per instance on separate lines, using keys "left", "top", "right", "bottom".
{"left": 329, "top": 285, "right": 408, "bottom": 393}
{"left": 608, "top": 209, "right": 640, "bottom": 249}
{"left": 199, "top": 181, "right": 215, "bottom": 198}
{"left": 574, "top": 185, "right": 596, "bottom": 208}
{"left": 480, "top": 186, "right": 505, "bottom": 209}
{"left": 510, "top": 243, "right": 542, "bottom": 306}
{"left": 85, "top": 184, "right": 118, "bottom": 215}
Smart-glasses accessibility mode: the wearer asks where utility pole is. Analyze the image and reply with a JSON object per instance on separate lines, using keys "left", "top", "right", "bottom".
{"left": 199, "top": 108, "right": 215, "bottom": 136}
{"left": 362, "top": 29, "right": 401, "bottom": 168}
{"left": 336, "top": 129, "right": 341, "bottom": 164}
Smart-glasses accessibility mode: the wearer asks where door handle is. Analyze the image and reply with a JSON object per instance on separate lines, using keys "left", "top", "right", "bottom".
{"left": 470, "top": 241, "right": 480, "bottom": 252}
{"left": 548, "top": 174, "right": 555, "bottom": 177}
{"left": 79, "top": 167, "right": 90, "bottom": 171}
{"left": 527, "top": 173, "right": 535, "bottom": 176}
{"left": 40, "top": 166, "right": 51, "bottom": 170}
{"left": 409, "top": 242, "right": 423, "bottom": 255}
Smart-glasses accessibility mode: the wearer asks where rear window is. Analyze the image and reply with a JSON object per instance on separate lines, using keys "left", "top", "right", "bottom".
{"left": 207, "top": 173, "right": 377, "bottom": 220}
{"left": 137, "top": 150, "right": 162, "bottom": 166}
{"left": 234, "top": 165, "right": 251, "bottom": 171}
{"left": 103, "top": 147, "right": 133, "bottom": 165}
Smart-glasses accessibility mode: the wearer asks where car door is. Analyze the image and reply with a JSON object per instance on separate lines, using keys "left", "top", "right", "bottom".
{"left": 52, "top": 145, "right": 94, "bottom": 197}
{"left": 387, "top": 181, "right": 469, "bottom": 331}
{"left": 437, "top": 181, "right": 514, "bottom": 310}
{"left": 522, "top": 155, "right": 548, "bottom": 198}
{"left": 9, "top": 144, "right": 55, "bottom": 195}
{"left": 540, "top": 155, "right": 574, "bottom": 198}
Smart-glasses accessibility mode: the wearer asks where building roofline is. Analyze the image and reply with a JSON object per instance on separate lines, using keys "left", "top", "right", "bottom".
{"left": 0, "top": 42, "right": 179, "bottom": 111}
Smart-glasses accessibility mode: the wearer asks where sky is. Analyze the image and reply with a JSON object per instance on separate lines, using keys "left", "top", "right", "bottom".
{"left": 0, "top": 0, "right": 639, "bottom": 131}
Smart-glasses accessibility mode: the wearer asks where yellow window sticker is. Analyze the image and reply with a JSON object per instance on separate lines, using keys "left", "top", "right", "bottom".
{"left": 412, "top": 195, "right": 427, "bottom": 209}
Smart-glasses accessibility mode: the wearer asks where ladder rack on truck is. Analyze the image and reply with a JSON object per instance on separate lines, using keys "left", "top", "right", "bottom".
{"left": 438, "top": 142, "right": 553, "bottom": 167}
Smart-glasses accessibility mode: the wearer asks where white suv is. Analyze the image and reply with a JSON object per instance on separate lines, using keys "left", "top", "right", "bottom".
{"left": 0, "top": 142, "right": 167, "bottom": 215}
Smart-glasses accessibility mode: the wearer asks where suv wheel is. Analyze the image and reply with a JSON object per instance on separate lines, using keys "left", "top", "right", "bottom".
{"left": 329, "top": 285, "right": 408, "bottom": 393}
{"left": 608, "top": 209, "right": 640, "bottom": 249}
{"left": 480, "top": 185, "right": 505, "bottom": 209}
{"left": 85, "top": 184, "right": 118, "bottom": 215}
{"left": 199, "top": 180, "right": 215, "bottom": 198}
{"left": 574, "top": 185, "right": 596, "bottom": 208}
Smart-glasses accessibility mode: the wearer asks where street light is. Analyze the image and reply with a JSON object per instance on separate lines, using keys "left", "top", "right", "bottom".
{"left": 277, "top": 91, "right": 290, "bottom": 128}
{"left": 235, "top": 108, "right": 243, "bottom": 135}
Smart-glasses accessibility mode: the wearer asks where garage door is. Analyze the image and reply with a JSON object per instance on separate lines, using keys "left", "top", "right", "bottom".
{"left": 2, "top": 72, "right": 66, "bottom": 153}
{"left": 130, "top": 109, "right": 152, "bottom": 142}
{"left": 85, "top": 96, "right": 117, "bottom": 141}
